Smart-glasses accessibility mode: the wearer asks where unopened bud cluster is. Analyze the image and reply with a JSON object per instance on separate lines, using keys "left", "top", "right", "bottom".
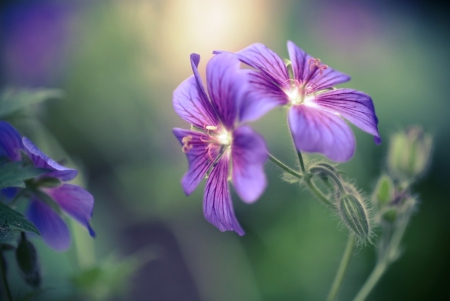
{"left": 387, "top": 126, "right": 432, "bottom": 181}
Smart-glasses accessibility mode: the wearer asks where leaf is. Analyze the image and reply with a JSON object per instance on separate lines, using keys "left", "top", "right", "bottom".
{"left": 0, "top": 88, "right": 64, "bottom": 119}
{"left": 0, "top": 202, "right": 40, "bottom": 239}
{"left": 0, "top": 161, "right": 49, "bottom": 190}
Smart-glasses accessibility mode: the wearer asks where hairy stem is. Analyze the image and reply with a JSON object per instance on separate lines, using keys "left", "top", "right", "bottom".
{"left": 326, "top": 233, "right": 356, "bottom": 301}
{"left": 268, "top": 153, "right": 302, "bottom": 179}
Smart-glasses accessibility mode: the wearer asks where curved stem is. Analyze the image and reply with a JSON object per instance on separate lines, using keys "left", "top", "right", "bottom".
{"left": 9, "top": 189, "right": 26, "bottom": 208}
{"left": 268, "top": 153, "right": 302, "bottom": 179}
{"left": 326, "top": 233, "right": 356, "bottom": 301}
{"left": 353, "top": 261, "right": 387, "bottom": 301}
{"left": 310, "top": 166, "right": 345, "bottom": 193}
{"left": 305, "top": 178, "right": 333, "bottom": 207}
{"left": 0, "top": 248, "right": 12, "bottom": 301}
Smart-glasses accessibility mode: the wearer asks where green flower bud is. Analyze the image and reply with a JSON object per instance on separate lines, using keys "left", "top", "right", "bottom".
{"left": 387, "top": 126, "right": 432, "bottom": 180}
{"left": 337, "top": 188, "right": 371, "bottom": 242}
{"left": 15, "top": 234, "right": 40, "bottom": 288}
{"left": 36, "top": 177, "right": 62, "bottom": 188}
{"left": 372, "top": 175, "right": 395, "bottom": 208}
{"left": 382, "top": 208, "right": 397, "bottom": 223}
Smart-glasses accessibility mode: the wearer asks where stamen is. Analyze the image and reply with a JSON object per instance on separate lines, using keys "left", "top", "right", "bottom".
{"left": 205, "top": 125, "right": 217, "bottom": 131}
{"left": 308, "top": 57, "right": 328, "bottom": 76}
{"left": 182, "top": 135, "right": 193, "bottom": 153}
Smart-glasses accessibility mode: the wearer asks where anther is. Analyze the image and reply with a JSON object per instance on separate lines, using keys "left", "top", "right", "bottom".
{"left": 205, "top": 125, "right": 217, "bottom": 131}
{"left": 182, "top": 135, "right": 193, "bottom": 153}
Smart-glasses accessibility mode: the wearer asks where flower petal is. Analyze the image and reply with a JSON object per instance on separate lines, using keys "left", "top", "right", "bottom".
{"left": 206, "top": 53, "right": 243, "bottom": 129}
{"left": 173, "top": 128, "right": 220, "bottom": 195}
{"left": 22, "top": 137, "right": 78, "bottom": 181}
{"left": 287, "top": 41, "right": 350, "bottom": 90}
{"left": 231, "top": 126, "right": 268, "bottom": 203}
{"left": 27, "top": 199, "right": 70, "bottom": 251}
{"left": 204, "top": 156, "right": 244, "bottom": 235}
{"left": 43, "top": 184, "right": 95, "bottom": 237}
{"left": 235, "top": 43, "right": 290, "bottom": 90}
{"left": 239, "top": 70, "right": 289, "bottom": 123}
{"left": 288, "top": 105, "right": 356, "bottom": 162}
{"left": 173, "top": 54, "right": 218, "bottom": 128}
{"left": 314, "top": 89, "right": 381, "bottom": 143}
{"left": 0, "top": 121, "right": 23, "bottom": 161}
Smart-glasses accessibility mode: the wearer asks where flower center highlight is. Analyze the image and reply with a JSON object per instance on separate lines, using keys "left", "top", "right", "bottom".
{"left": 216, "top": 130, "right": 232, "bottom": 146}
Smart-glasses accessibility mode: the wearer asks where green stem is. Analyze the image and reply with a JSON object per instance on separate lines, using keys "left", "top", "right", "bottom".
{"left": 326, "top": 233, "right": 356, "bottom": 301}
{"left": 305, "top": 178, "right": 333, "bottom": 207}
{"left": 309, "top": 166, "right": 345, "bottom": 193}
{"left": 353, "top": 206, "right": 414, "bottom": 301}
{"left": 268, "top": 153, "right": 302, "bottom": 179}
{"left": 0, "top": 248, "right": 12, "bottom": 301}
{"left": 296, "top": 151, "right": 306, "bottom": 174}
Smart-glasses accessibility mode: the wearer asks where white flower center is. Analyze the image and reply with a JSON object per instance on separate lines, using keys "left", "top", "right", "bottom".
{"left": 217, "top": 130, "right": 232, "bottom": 146}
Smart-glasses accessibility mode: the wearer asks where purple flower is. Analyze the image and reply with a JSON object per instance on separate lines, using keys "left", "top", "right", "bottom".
{"left": 173, "top": 53, "right": 268, "bottom": 235}
{"left": 216, "top": 41, "right": 380, "bottom": 162}
{"left": 0, "top": 121, "right": 94, "bottom": 251}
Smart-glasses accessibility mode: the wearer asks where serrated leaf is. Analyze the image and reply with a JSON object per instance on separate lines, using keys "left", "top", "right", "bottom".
{"left": 0, "top": 88, "right": 64, "bottom": 119}
{"left": 0, "top": 202, "right": 40, "bottom": 239}
{"left": 0, "top": 162, "right": 49, "bottom": 190}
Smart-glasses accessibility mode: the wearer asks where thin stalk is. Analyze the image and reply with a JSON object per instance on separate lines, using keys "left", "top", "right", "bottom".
{"left": 296, "top": 151, "right": 306, "bottom": 174}
{"left": 268, "top": 153, "right": 302, "bottom": 179}
{"left": 353, "top": 207, "right": 414, "bottom": 301}
{"left": 326, "top": 234, "right": 356, "bottom": 301}
{"left": 305, "top": 178, "right": 333, "bottom": 207}
{"left": 0, "top": 248, "right": 12, "bottom": 301}
{"left": 8, "top": 189, "right": 26, "bottom": 207}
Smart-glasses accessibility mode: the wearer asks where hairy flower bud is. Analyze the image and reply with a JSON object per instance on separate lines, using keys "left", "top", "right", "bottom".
{"left": 15, "top": 234, "right": 40, "bottom": 288}
{"left": 337, "top": 188, "right": 371, "bottom": 242}
{"left": 387, "top": 126, "right": 432, "bottom": 180}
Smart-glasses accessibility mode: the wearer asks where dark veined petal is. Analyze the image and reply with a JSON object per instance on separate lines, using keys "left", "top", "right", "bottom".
{"left": 206, "top": 53, "right": 244, "bottom": 129}
{"left": 173, "top": 128, "right": 221, "bottom": 195}
{"left": 315, "top": 89, "right": 381, "bottom": 143}
{"left": 235, "top": 43, "right": 290, "bottom": 90}
{"left": 173, "top": 54, "right": 218, "bottom": 128}
{"left": 22, "top": 137, "right": 78, "bottom": 181}
{"left": 287, "top": 41, "right": 350, "bottom": 90}
{"left": 231, "top": 126, "right": 268, "bottom": 203}
{"left": 239, "top": 70, "right": 289, "bottom": 123}
{"left": 203, "top": 155, "right": 244, "bottom": 235}
{"left": 27, "top": 199, "right": 70, "bottom": 251}
{"left": 288, "top": 105, "right": 356, "bottom": 162}
{"left": 43, "top": 184, "right": 95, "bottom": 237}
{"left": 0, "top": 121, "right": 23, "bottom": 161}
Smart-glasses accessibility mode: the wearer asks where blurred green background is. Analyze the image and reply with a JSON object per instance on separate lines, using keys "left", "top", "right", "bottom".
{"left": 1, "top": 0, "right": 450, "bottom": 300}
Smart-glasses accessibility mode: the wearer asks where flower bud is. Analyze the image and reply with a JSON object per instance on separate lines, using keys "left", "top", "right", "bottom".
{"left": 15, "top": 234, "right": 40, "bottom": 288}
{"left": 337, "top": 188, "right": 371, "bottom": 242}
{"left": 387, "top": 126, "right": 432, "bottom": 180}
{"left": 372, "top": 175, "right": 395, "bottom": 208}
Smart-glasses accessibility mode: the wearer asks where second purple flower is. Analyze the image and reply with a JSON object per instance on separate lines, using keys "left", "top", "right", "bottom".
{"left": 173, "top": 53, "right": 268, "bottom": 235}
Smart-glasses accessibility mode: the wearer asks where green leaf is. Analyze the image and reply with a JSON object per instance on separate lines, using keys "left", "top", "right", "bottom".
{"left": 0, "top": 202, "right": 40, "bottom": 239}
{"left": 0, "top": 88, "right": 64, "bottom": 119}
{"left": 0, "top": 161, "right": 49, "bottom": 190}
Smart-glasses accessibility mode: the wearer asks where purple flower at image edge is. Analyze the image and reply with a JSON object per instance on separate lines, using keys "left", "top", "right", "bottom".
{"left": 173, "top": 53, "right": 268, "bottom": 235}
{"left": 0, "top": 121, "right": 94, "bottom": 251}
{"left": 215, "top": 41, "right": 381, "bottom": 162}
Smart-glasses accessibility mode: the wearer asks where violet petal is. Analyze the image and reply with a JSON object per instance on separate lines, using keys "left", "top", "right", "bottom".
{"left": 315, "top": 89, "right": 381, "bottom": 141}
{"left": 43, "top": 184, "right": 95, "bottom": 237}
{"left": 239, "top": 70, "right": 289, "bottom": 123}
{"left": 27, "top": 199, "right": 71, "bottom": 251}
{"left": 173, "top": 128, "right": 220, "bottom": 195}
{"left": 203, "top": 156, "right": 244, "bottom": 236}
{"left": 0, "top": 121, "right": 23, "bottom": 162}
{"left": 288, "top": 105, "right": 356, "bottom": 162}
{"left": 231, "top": 126, "right": 268, "bottom": 203}
{"left": 22, "top": 137, "right": 78, "bottom": 181}
{"left": 206, "top": 53, "right": 243, "bottom": 129}
{"left": 236, "top": 43, "right": 290, "bottom": 90}
{"left": 287, "top": 41, "right": 350, "bottom": 90}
